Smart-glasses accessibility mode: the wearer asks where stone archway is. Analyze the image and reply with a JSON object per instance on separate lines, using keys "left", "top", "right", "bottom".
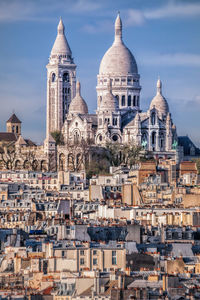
{"left": 15, "top": 160, "right": 21, "bottom": 170}
{"left": 59, "top": 153, "right": 65, "bottom": 171}
{"left": 41, "top": 160, "right": 48, "bottom": 172}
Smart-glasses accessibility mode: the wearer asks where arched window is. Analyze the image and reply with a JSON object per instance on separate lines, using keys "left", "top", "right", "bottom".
{"left": 160, "top": 133, "right": 165, "bottom": 150}
{"left": 151, "top": 112, "right": 156, "bottom": 125}
{"left": 121, "top": 95, "right": 125, "bottom": 106}
{"left": 152, "top": 132, "right": 156, "bottom": 145}
{"left": 128, "top": 95, "right": 131, "bottom": 107}
{"left": 52, "top": 73, "right": 56, "bottom": 82}
{"left": 59, "top": 154, "right": 65, "bottom": 171}
{"left": 63, "top": 72, "right": 69, "bottom": 82}
{"left": 115, "top": 95, "right": 119, "bottom": 106}
{"left": 74, "top": 131, "right": 79, "bottom": 143}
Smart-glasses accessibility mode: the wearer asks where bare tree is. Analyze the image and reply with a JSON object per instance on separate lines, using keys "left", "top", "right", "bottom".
{"left": 23, "top": 149, "right": 38, "bottom": 171}
{"left": 0, "top": 142, "right": 17, "bottom": 170}
{"left": 65, "top": 138, "right": 94, "bottom": 172}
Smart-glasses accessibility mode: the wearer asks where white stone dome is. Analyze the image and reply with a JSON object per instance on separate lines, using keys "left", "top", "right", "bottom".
{"left": 51, "top": 18, "right": 72, "bottom": 57}
{"left": 150, "top": 79, "right": 169, "bottom": 117}
{"left": 100, "top": 80, "right": 119, "bottom": 111}
{"left": 99, "top": 14, "right": 138, "bottom": 76}
{"left": 69, "top": 81, "right": 88, "bottom": 114}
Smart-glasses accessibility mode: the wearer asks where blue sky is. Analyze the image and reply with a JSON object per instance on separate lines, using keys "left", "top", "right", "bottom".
{"left": 0, "top": 0, "right": 200, "bottom": 146}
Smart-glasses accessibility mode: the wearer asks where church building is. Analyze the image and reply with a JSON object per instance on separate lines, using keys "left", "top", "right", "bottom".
{"left": 44, "top": 14, "right": 178, "bottom": 171}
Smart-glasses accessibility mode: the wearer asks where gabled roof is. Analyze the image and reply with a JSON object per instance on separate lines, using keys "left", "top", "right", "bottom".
{"left": 0, "top": 132, "right": 17, "bottom": 142}
{"left": 6, "top": 113, "right": 21, "bottom": 124}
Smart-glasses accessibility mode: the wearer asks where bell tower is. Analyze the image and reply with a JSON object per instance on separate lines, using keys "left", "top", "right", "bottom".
{"left": 46, "top": 18, "right": 76, "bottom": 138}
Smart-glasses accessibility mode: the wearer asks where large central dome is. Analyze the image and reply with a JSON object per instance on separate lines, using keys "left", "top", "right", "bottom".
{"left": 99, "top": 14, "right": 138, "bottom": 76}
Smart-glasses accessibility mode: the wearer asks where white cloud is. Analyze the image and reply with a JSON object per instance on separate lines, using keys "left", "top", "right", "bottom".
{"left": 82, "top": 20, "right": 113, "bottom": 34}
{"left": 0, "top": 0, "right": 102, "bottom": 22}
{"left": 126, "top": 2, "right": 200, "bottom": 27}
{"left": 125, "top": 9, "right": 145, "bottom": 26}
{"left": 144, "top": 2, "right": 200, "bottom": 19}
{"left": 141, "top": 53, "right": 200, "bottom": 67}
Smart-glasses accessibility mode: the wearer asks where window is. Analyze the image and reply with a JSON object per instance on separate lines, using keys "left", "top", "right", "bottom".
{"left": 112, "top": 135, "right": 118, "bottom": 142}
{"left": 121, "top": 95, "right": 125, "bottom": 106}
{"left": 152, "top": 132, "right": 156, "bottom": 144}
{"left": 80, "top": 258, "right": 84, "bottom": 265}
{"left": 112, "top": 251, "right": 117, "bottom": 265}
{"left": 137, "top": 96, "right": 139, "bottom": 106}
{"left": 133, "top": 95, "right": 136, "bottom": 106}
{"left": 93, "top": 250, "right": 97, "bottom": 255}
{"left": 63, "top": 72, "right": 69, "bottom": 82}
{"left": 93, "top": 258, "right": 98, "bottom": 265}
{"left": 99, "top": 135, "right": 102, "bottom": 142}
{"left": 115, "top": 95, "right": 119, "bottom": 105}
{"left": 62, "top": 250, "right": 65, "bottom": 258}
{"left": 52, "top": 73, "right": 56, "bottom": 82}
{"left": 151, "top": 112, "right": 156, "bottom": 125}
{"left": 128, "top": 95, "right": 131, "bottom": 106}
{"left": 80, "top": 250, "right": 85, "bottom": 256}
{"left": 112, "top": 118, "right": 117, "bottom": 126}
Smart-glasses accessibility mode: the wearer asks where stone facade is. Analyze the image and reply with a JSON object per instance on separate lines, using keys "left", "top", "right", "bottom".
{"left": 0, "top": 14, "right": 179, "bottom": 172}
{"left": 45, "top": 14, "right": 177, "bottom": 170}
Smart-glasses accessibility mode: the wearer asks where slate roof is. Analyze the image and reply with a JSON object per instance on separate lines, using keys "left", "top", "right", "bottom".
{"left": 6, "top": 113, "right": 21, "bottom": 124}
{"left": 0, "top": 132, "right": 17, "bottom": 142}
{"left": 178, "top": 136, "right": 200, "bottom": 156}
{"left": 24, "top": 139, "right": 36, "bottom": 146}
{"left": 171, "top": 243, "right": 194, "bottom": 258}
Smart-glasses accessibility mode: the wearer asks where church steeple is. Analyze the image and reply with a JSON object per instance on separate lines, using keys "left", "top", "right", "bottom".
{"left": 46, "top": 18, "right": 76, "bottom": 138}
{"left": 50, "top": 17, "right": 72, "bottom": 61}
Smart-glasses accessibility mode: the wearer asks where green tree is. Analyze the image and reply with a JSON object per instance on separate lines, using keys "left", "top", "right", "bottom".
{"left": 105, "top": 141, "right": 143, "bottom": 168}
{"left": 51, "top": 131, "right": 64, "bottom": 146}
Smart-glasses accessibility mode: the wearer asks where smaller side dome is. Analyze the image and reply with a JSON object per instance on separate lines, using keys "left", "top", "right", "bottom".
{"left": 150, "top": 79, "right": 169, "bottom": 117}
{"left": 68, "top": 81, "right": 88, "bottom": 114}
{"left": 100, "top": 79, "right": 119, "bottom": 111}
